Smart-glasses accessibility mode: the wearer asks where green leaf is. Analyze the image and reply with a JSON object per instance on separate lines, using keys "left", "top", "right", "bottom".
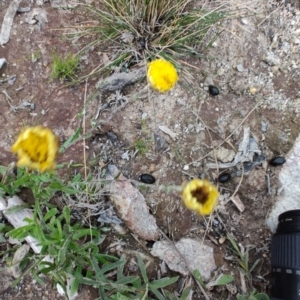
{"left": 149, "top": 277, "right": 178, "bottom": 289}
{"left": 90, "top": 255, "right": 101, "bottom": 274}
{"left": 192, "top": 269, "right": 204, "bottom": 286}
{"left": 63, "top": 206, "right": 71, "bottom": 226}
{"left": 8, "top": 224, "right": 34, "bottom": 239}
{"left": 72, "top": 228, "right": 98, "bottom": 240}
{"left": 70, "top": 278, "right": 80, "bottom": 295}
{"left": 5, "top": 204, "right": 31, "bottom": 215}
{"left": 57, "top": 237, "right": 71, "bottom": 266}
{"left": 215, "top": 274, "right": 234, "bottom": 285}
{"left": 38, "top": 261, "right": 56, "bottom": 274}
{"left": 132, "top": 276, "right": 141, "bottom": 289}
{"left": 117, "top": 254, "right": 126, "bottom": 281}
{"left": 254, "top": 293, "right": 270, "bottom": 300}
{"left": 74, "top": 265, "right": 83, "bottom": 279}
{"left": 12, "top": 176, "right": 30, "bottom": 188}
{"left": 37, "top": 174, "right": 52, "bottom": 183}
{"left": 150, "top": 288, "right": 166, "bottom": 300}
{"left": 96, "top": 260, "right": 124, "bottom": 277}
{"left": 99, "top": 285, "right": 107, "bottom": 300}
{"left": 137, "top": 254, "right": 148, "bottom": 284}
{"left": 44, "top": 208, "right": 58, "bottom": 222}
{"left": 59, "top": 126, "right": 82, "bottom": 153}
{"left": 32, "top": 270, "right": 46, "bottom": 285}
{"left": 179, "top": 288, "right": 191, "bottom": 300}
{"left": 249, "top": 258, "right": 261, "bottom": 274}
{"left": 0, "top": 233, "right": 6, "bottom": 243}
{"left": 56, "top": 219, "right": 63, "bottom": 239}
{"left": 0, "top": 165, "right": 7, "bottom": 175}
{"left": 164, "top": 290, "right": 176, "bottom": 300}
{"left": 237, "top": 294, "right": 247, "bottom": 300}
{"left": 115, "top": 276, "right": 140, "bottom": 285}
{"left": 0, "top": 183, "right": 14, "bottom": 195}
{"left": 207, "top": 274, "right": 234, "bottom": 288}
{"left": 226, "top": 234, "right": 241, "bottom": 256}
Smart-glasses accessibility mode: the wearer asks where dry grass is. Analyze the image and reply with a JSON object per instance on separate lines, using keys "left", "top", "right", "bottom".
{"left": 68, "top": 0, "right": 227, "bottom": 75}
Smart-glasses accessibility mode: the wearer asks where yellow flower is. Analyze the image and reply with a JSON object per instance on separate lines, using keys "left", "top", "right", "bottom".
{"left": 147, "top": 59, "right": 178, "bottom": 93}
{"left": 182, "top": 179, "right": 219, "bottom": 215}
{"left": 11, "top": 126, "right": 59, "bottom": 172}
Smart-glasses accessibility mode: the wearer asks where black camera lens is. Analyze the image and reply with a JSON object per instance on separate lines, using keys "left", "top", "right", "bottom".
{"left": 271, "top": 210, "right": 300, "bottom": 300}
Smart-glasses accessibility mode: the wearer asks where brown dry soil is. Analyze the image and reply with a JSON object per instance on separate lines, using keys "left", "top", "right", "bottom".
{"left": 0, "top": 0, "right": 300, "bottom": 299}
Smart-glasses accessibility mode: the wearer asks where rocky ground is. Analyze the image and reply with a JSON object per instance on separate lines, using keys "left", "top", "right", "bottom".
{"left": 0, "top": 0, "right": 300, "bottom": 299}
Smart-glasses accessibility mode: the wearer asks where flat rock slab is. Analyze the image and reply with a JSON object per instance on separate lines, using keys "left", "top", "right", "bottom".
{"left": 266, "top": 133, "right": 300, "bottom": 232}
{"left": 96, "top": 67, "right": 146, "bottom": 92}
{"left": 106, "top": 165, "right": 159, "bottom": 241}
{"left": 7, "top": 244, "right": 30, "bottom": 278}
{"left": 0, "top": 0, "right": 20, "bottom": 45}
{"left": 151, "top": 238, "right": 216, "bottom": 281}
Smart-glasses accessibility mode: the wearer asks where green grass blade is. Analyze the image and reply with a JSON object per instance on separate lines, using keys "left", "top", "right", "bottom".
{"left": 149, "top": 276, "right": 178, "bottom": 289}
{"left": 96, "top": 260, "right": 124, "bottom": 277}
{"left": 179, "top": 287, "right": 191, "bottom": 300}
{"left": 44, "top": 208, "right": 58, "bottom": 222}
{"left": 192, "top": 269, "right": 204, "bottom": 286}
{"left": 59, "top": 126, "right": 82, "bottom": 153}
{"left": 150, "top": 288, "right": 166, "bottom": 300}
{"left": 115, "top": 276, "right": 140, "bottom": 285}
{"left": 137, "top": 254, "right": 148, "bottom": 284}
{"left": 226, "top": 234, "right": 241, "bottom": 256}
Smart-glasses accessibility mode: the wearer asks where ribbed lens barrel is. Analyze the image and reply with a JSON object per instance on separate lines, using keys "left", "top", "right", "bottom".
{"left": 271, "top": 210, "right": 300, "bottom": 300}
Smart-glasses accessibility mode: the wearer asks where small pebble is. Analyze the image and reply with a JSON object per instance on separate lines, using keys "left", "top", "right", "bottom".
{"left": 139, "top": 174, "right": 156, "bottom": 184}
{"left": 209, "top": 85, "right": 219, "bottom": 96}
{"left": 218, "top": 173, "right": 231, "bottom": 183}
{"left": 219, "top": 236, "right": 226, "bottom": 244}
{"left": 107, "top": 131, "right": 118, "bottom": 142}
{"left": 236, "top": 64, "right": 244, "bottom": 72}
{"left": 269, "top": 156, "right": 286, "bottom": 166}
{"left": 241, "top": 18, "right": 248, "bottom": 25}
{"left": 183, "top": 165, "right": 189, "bottom": 171}
{"left": 249, "top": 87, "right": 257, "bottom": 95}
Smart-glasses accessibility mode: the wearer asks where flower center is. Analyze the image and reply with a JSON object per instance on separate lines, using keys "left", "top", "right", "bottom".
{"left": 191, "top": 186, "right": 210, "bottom": 205}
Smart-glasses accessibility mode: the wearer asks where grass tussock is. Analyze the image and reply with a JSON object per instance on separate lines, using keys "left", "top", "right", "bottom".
{"left": 73, "top": 0, "right": 226, "bottom": 73}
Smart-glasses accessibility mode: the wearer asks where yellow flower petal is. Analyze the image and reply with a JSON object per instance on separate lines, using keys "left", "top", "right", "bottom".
{"left": 182, "top": 179, "right": 219, "bottom": 215}
{"left": 11, "top": 126, "right": 59, "bottom": 172}
{"left": 147, "top": 59, "right": 178, "bottom": 93}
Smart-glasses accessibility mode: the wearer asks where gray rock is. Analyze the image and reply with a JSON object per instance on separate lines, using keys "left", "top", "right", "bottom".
{"left": 266, "top": 133, "right": 300, "bottom": 232}
{"left": 0, "top": 0, "right": 20, "bottom": 45}
{"left": 106, "top": 165, "right": 159, "bottom": 240}
{"left": 210, "top": 146, "right": 235, "bottom": 163}
{"left": 151, "top": 238, "right": 216, "bottom": 281}
{"left": 203, "top": 76, "right": 214, "bottom": 87}
{"left": 96, "top": 67, "right": 146, "bottom": 92}
{"left": 241, "top": 18, "right": 249, "bottom": 25}
{"left": 0, "top": 58, "right": 7, "bottom": 70}
{"left": 263, "top": 52, "right": 281, "bottom": 66}
{"left": 228, "top": 78, "right": 248, "bottom": 93}
{"left": 236, "top": 64, "right": 244, "bottom": 72}
{"left": 261, "top": 120, "right": 269, "bottom": 133}
{"left": 7, "top": 244, "right": 30, "bottom": 278}
{"left": 217, "top": 68, "right": 225, "bottom": 76}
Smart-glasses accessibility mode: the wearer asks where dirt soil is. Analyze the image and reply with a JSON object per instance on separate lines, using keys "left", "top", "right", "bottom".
{"left": 0, "top": 0, "right": 300, "bottom": 299}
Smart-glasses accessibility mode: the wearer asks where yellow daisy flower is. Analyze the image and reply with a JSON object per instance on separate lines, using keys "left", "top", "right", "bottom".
{"left": 182, "top": 179, "right": 219, "bottom": 215}
{"left": 11, "top": 126, "right": 59, "bottom": 172}
{"left": 147, "top": 59, "right": 178, "bottom": 93}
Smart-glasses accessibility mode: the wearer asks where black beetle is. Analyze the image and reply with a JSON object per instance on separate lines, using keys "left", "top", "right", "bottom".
{"left": 139, "top": 174, "right": 156, "bottom": 184}
{"left": 218, "top": 173, "right": 231, "bottom": 183}
{"left": 209, "top": 85, "right": 219, "bottom": 96}
{"left": 269, "top": 156, "right": 286, "bottom": 166}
